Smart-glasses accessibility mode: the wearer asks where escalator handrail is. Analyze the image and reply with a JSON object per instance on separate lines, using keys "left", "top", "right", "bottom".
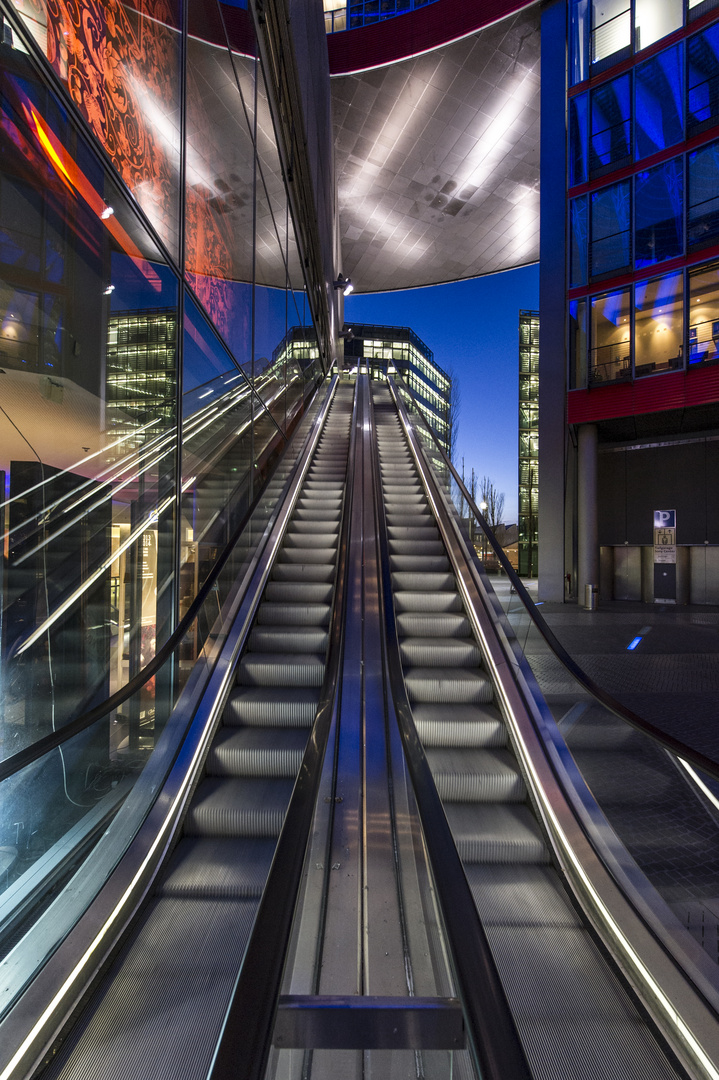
{"left": 208, "top": 379, "right": 359, "bottom": 1080}
{"left": 0, "top": 379, "right": 333, "bottom": 787}
{"left": 388, "top": 375, "right": 719, "bottom": 786}
{"left": 371, "top": 388, "right": 534, "bottom": 1080}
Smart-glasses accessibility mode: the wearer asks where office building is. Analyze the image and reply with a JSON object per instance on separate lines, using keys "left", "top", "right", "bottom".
{"left": 518, "top": 309, "right": 539, "bottom": 577}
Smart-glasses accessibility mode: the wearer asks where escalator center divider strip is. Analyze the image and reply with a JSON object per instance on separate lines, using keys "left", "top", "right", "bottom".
{"left": 207, "top": 379, "right": 361, "bottom": 1080}
{"left": 370, "top": 385, "right": 534, "bottom": 1080}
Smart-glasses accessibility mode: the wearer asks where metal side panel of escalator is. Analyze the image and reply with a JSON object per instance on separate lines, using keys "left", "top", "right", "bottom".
{"left": 34, "top": 384, "right": 356, "bottom": 1080}
{"left": 371, "top": 382, "right": 689, "bottom": 1080}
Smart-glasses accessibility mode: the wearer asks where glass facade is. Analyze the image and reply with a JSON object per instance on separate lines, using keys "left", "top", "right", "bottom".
{"left": 518, "top": 311, "right": 539, "bottom": 577}
{"left": 568, "top": 9, "right": 719, "bottom": 389}
{"left": 0, "top": 0, "right": 324, "bottom": 901}
{"left": 343, "top": 323, "right": 452, "bottom": 451}
{"left": 324, "top": 0, "right": 439, "bottom": 33}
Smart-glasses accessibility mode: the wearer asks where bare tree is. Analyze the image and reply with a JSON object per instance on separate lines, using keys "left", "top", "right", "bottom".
{"left": 479, "top": 475, "right": 505, "bottom": 527}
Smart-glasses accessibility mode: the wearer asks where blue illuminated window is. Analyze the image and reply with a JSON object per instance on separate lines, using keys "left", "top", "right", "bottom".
{"left": 688, "top": 140, "right": 719, "bottom": 249}
{"left": 591, "top": 181, "right": 631, "bottom": 277}
{"left": 634, "top": 158, "right": 683, "bottom": 267}
{"left": 569, "top": 94, "right": 589, "bottom": 185}
{"left": 570, "top": 196, "right": 589, "bottom": 285}
{"left": 635, "top": 45, "right": 683, "bottom": 159}
{"left": 688, "top": 26, "right": 719, "bottom": 135}
{"left": 590, "top": 75, "right": 631, "bottom": 175}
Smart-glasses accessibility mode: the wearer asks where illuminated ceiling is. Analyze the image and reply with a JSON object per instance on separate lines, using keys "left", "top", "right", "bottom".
{"left": 331, "top": 6, "right": 541, "bottom": 292}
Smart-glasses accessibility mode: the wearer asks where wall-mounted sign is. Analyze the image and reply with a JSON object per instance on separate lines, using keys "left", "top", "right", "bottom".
{"left": 653, "top": 509, "right": 677, "bottom": 601}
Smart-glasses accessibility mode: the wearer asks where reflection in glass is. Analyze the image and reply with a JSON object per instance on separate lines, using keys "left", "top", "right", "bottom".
{"left": 635, "top": 45, "right": 683, "bottom": 159}
{"left": 688, "top": 260, "right": 719, "bottom": 365}
{"left": 13, "top": 0, "right": 182, "bottom": 258}
{"left": 0, "top": 51, "right": 180, "bottom": 909}
{"left": 688, "top": 140, "right": 719, "bottom": 248}
{"left": 569, "top": 94, "right": 588, "bottom": 186}
{"left": 634, "top": 272, "right": 683, "bottom": 377}
{"left": 590, "top": 288, "right": 631, "bottom": 385}
{"left": 570, "top": 196, "right": 588, "bottom": 286}
{"left": 634, "top": 158, "right": 683, "bottom": 268}
{"left": 569, "top": 298, "right": 588, "bottom": 388}
{"left": 570, "top": 0, "right": 590, "bottom": 85}
{"left": 688, "top": 26, "right": 719, "bottom": 135}
{"left": 634, "top": 0, "right": 681, "bottom": 52}
{"left": 590, "top": 75, "right": 631, "bottom": 173}
{"left": 590, "top": 181, "right": 631, "bottom": 276}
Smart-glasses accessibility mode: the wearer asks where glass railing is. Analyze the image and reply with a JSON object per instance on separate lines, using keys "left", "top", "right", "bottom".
{"left": 0, "top": 374, "right": 330, "bottom": 1019}
{"left": 390, "top": 371, "right": 719, "bottom": 986}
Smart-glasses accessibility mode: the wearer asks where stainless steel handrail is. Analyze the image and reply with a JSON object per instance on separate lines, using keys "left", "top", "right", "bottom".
{"left": 388, "top": 374, "right": 719, "bottom": 785}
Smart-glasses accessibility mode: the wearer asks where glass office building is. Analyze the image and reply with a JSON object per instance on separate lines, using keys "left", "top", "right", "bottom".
{"left": 518, "top": 310, "right": 539, "bottom": 577}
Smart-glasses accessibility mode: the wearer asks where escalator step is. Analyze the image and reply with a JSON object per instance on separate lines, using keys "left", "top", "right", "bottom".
{"left": 186, "top": 777, "right": 293, "bottom": 837}
{"left": 405, "top": 666, "right": 493, "bottom": 704}
{"left": 257, "top": 602, "right": 331, "bottom": 626}
{"left": 413, "top": 703, "right": 506, "bottom": 747}
{"left": 390, "top": 540, "right": 446, "bottom": 556}
{"left": 396, "top": 613, "right": 471, "bottom": 637}
{"left": 393, "top": 590, "right": 463, "bottom": 613}
{"left": 390, "top": 554, "right": 450, "bottom": 572}
{"left": 159, "top": 837, "right": 276, "bottom": 898}
{"left": 391, "top": 572, "right": 456, "bottom": 591}
{"left": 207, "top": 728, "right": 307, "bottom": 777}
{"left": 265, "top": 581, "right": 334, "bottom": 603}
{"left": 248, "top": 626, "right": 328, "bottom": 653}
{"left": 284, "top": 531, "right": 338, "bottom": 547}
{"left": 445, "top": 804, "right": 549, "bottom": 864}
{"left": 278, "top": 546, "right": 337, "bottom": 565}
{"left": 238, "top": 653, "right": 325, "bottom": 687}
{"left": 224, "top": 686, "right": 319, "bottom": 726}
{"left": 399, "top": 636, "right": 482, "bottom": 668}
{"left": 426, "top": 748, "right": 526, "bottom": 802}
{"left": 271, "top": 565, "right": 335, "bottom": 584}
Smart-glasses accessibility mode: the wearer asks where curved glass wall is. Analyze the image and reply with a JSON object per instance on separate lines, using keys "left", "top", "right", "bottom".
{"left": 0, "top": 0, "right": 325, "bottom": 947}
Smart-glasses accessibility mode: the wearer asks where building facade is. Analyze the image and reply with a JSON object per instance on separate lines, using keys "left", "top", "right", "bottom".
{"left": 540, "top": 0, "right": 719, "bottom": 604}
{"left": 518, "top": 310, "right": 539, "bottom": 577}
{"left": 343, "top": 322, "right": 453, "bottom": 452}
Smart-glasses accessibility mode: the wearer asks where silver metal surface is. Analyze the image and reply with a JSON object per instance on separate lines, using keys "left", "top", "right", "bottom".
{"left": 273, "top": 995, "right": 464, "bottom": 1050}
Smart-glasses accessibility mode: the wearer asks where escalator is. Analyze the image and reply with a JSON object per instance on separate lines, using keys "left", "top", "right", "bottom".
{"left": 3, "top": 374, "right": 719, "bottom": 1080}
{"left": 372, "top": 384, "right": 684, "bottom": 1080}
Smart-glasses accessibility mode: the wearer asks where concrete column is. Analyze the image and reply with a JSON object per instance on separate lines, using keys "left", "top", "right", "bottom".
{"left": 577, "top": 423, "right": 599, "bottom": 607}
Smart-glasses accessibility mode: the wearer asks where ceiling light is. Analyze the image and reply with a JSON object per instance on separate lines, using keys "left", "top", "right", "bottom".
{"left": 334, "top": 274, "right": 354, "bottom": 296}
{"left": 101, "top": 206, "right": 115, "bottom": 219}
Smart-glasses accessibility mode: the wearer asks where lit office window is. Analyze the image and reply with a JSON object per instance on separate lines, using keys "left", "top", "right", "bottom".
{"left": 634, "top": 158, "right": 683, "bottom": 267}
{"left": 688, "top": 26, "right": 719, "bottom": 135}
{"left": 688, "top": 140, "right": 719, "bottom": 248}
{"left": 688, "top": 261, "right": 719, "bottom": 365}
{"left": 569, "top": 298, "right": 588, "bottom": 388}
{"left": 635, "top": 46, "right": 684, "bottom": 158}
{"left": 590, "top": 288, "right": 631, "bottom": 384}
{"left": 591, "top": 75, "right": 631, "bottom": 173}
{"left": 570, "top": 196, "right": 589, "bottom": 285}
{"left": 634, "top": 0, "right": 681, "bottom": 52}
{"left": 590, "top": 180, "right": 631, "bottom": 276}
{"left": 591, "top": 0, "right": 631, "bottom": 66}
{"left": 634, "top": 272, "right": 683, "bottom": 377}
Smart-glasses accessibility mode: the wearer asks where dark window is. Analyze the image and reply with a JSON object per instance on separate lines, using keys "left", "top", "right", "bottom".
{"left": 688, "top": 26, "right": 719, "bottom": 135}
{"left": 570, "top": 0, "right": 590, "bottom": 85}
{"left": 590, "top": 74, "right": 631, "bottom": 174}
{"left": 635, "top": 45, "right": 683, "bottom": 159}
{"left": 688, "top": 140, "right": 719, "bottom": 248}
{"left": 591, "top": 180, "right": 631, "bottom": 276}
{"left": 569, "top": 94, "right": 589, "bottom": 185}
{"left": 634, "top": 158, "right": 683, "bottom": 267}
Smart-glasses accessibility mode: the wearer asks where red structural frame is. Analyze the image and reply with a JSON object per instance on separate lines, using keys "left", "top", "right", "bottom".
{"left": 326, "top": 0, "right": 537, "bottom": 74}
{"left": 567, "top": 364, "right": 719, "bottom": 424}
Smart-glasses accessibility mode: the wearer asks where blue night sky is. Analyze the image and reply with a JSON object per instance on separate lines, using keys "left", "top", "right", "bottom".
{"left": 344, "top": 262, "right": 539, "bottom": 524}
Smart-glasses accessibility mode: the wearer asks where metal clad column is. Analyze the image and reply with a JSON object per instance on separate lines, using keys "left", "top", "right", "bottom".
{"left": 578, "top": 423, "right": 599, "bottom": 608}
